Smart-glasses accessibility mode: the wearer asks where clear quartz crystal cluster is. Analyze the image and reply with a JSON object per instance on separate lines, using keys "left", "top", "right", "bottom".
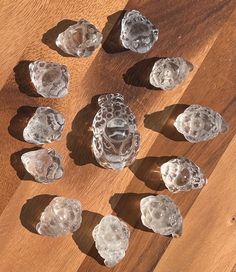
{"left": 149, "top": 57, "right": 193, "bottom": 90}
{"left": 23, "top": 107, "right": 64, "bottom": 145}
{"left": 92, "top": 93, "right": 140, "bottom": 170}
{"left": 92, "top": 215, "right": 130, "bottom": 268}
{"left": 174, "top": 104, "right": 228, "bottom": 143}
{"left": 36, "top": 197, "right": 82, "bottom": 236}
{"left": 56, "top": 19, "right": 103, "bottom": 57}
{"left": 140, "top": 195, "right": 183, "bottom": 237}
{"left": 120, "top": 10, "right": 158, "bottom": 53}
{"left": 29, "top": 61, "right": 70, "bottom": 98}
{"left": 21, "top": 148, "right": 64, "bottom": 183}
{"left": 160, "top": 157, "right": 207, "bottom": 193}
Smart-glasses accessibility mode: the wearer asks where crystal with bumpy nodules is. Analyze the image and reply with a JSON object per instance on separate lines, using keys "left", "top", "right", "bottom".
{"left": 23, "top": 107, "right": 64, "bottom": 145}
{"left": 120, "top": 10, "right": 158, "bottom": 53}
{"left": 92, "top": 215, "right": 130, "bottom": 268}
{"left": 92, "top": 93, "right": 140, "bottom": 170}
{"left": 160, "top": 157, "right": 207, "bottom": 193}
{"left": 174, "top": 104, "right": 228, "bottom": 143}
{"left": 149, "top": 58, "right": 193, "bottom": 90}
{"left": 36, "top": 197, "right": 82, "bottom": 237}
{"left": 21, "top": 148, "right": 64, "bottom": 183}
{"left": 29, "top": 61, "right": 69, "bottom": 98}
{"left": 140, "top": 195, "right": 183, "bottom": 237}
{"left": 56, "top": 19, "right": 103, "bottom": 57}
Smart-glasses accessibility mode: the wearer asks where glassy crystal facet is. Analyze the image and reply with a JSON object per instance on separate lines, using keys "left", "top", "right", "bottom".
{"left": 140, "top": 195, "right": 183, "bottom": 237}
{"left": 92, "top": 93, "right": 140, "bottom": 170}
{"left": 160, "top": 157, "right": 207, "bottom": 193}
{"left": 36, "top": 197, "right": 82, "bottom": 236}
{"left": 92, "top": 215, "right": 130, "bottom": 268}
{"left": 21, "top": 148, "right": 64, "bottom": 183}
{"left": 120, "top": 10, "right": 158, "bottom": 53}
{"left": 174, "top": 104, "right": 228, "bottom": 143}
{"left": 29, "top": 61, "right": 70, "bottom": 98}
{"left": 149, "top": 57, "right": 193, "bottom": 90}
{"left": 23, "top": 107, "right": 65, "bottom": 145}
{"left": 56, "top": 19, "right": 103, "bottom": 57}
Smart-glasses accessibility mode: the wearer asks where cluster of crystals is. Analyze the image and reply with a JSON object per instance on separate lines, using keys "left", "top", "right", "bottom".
{"left": 29, "top": 61, "right": 70, "bottom": 98}
{"left": 36, "top": 197, "right": 82, "bottom": 236}
{"left": 160, "top": 157, "right": 207, "bottom": 193}
{"left": 23, "top": 107, "right": 65, "bottom": 145}
{"left": 92, "top": 93, "right": 140, "bottom": 170}
{"left": 174, "top": 105, "right": 228, "bottom": 143}
{"left": 140, "top": 195, "right": 183, "bottom": 237}
{"left": 56, "top": 19, "right": 103, "bottom": 57}
{"left": 120, "top": 10, "right": 158, "bottom": 53}
{"left": 149, "top": 57, "right": 193, "bottom": 90}
{"left": 92, "top": 215, "right": 130, "bottom": 268}
{"left": 21, "top": 148, "right": 64, "bottom": 183}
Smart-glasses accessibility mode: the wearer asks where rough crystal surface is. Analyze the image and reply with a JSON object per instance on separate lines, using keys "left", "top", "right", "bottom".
{"left": 160, "top": 157, "right": 207, "bottom": 193}
{"left": 23, "top": 107, "right": 64, "bottom": 145}
{"left": 120, "top": 10, "right": 158, "bottom": 53}
{"left": 140, "top": 195, "right": 183, "bottom": 237}
{"left": 92, "top": 93, "right": 140, "bottom": 170}
{"left": 149, "top": 57, "right": 193, "bottom": 90}
{"left": 21, "top": 148, "right": 64, "bottom": 183}
{"left": 174, "top": 104, "right": 228, "bottom": 143}
{"left": 36, "top": 197, "right": 82, "bottom": 236}
{"left": 29, "top": 60, "right": 69, "bottom": 98}
{"left": 56, "top": 19, "right": 103, "bottom": 57}
{"left": 92, "top": 215, "right": 130, "bottom": 268}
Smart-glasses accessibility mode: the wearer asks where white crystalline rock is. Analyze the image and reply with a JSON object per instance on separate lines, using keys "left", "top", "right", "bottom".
{"left": 160, "top": 157, "right": 207, "bottom": 193}
{"left": 23, "top": 107, "right": 65, "bottom": 145}
{"left": 92, "top": 215, "right": 130, "bottom": 268}
{"left": 140, "top": 195, "right": 183, "bottom": 237}
{"left": 120, "top": 10, "right": 158, "bottom": 53}
{"left": 149, "top": 57, "right": 193, "bottom": 90}
{"left": 21, "top": 148, "right": 64, "bottom": 183}
{"left": 56, "top": 19, "right": 103, "bottom": 57}
{"left": 29, "top": 60, "right": 70, "bottom": 98}
{"left": 174, "top": 104, "right": 228, "bottom": 143}
{"left": 36, "top": 197, "right": 82, "bottom": 237}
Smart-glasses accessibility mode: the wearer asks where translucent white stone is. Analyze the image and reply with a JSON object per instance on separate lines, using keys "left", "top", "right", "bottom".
{"left": 140, "top": 195, "right": 182, "bottom": 237}
{"left": 29, "top": 60, "right": 69, "bottom": 98}
{"left": 56, "top": 19, "right": 103, "bottom": 57}
{"left": 23, "top": 107, "right": 64, "bottom": 145}
{"left": 160, "top": 157, "right": 207, "bottom": 193}
{"left": 149, "top": 57, "right": 193, "bottom": 90}
{"left": 92, "top": 93, "right": 140, "bottom": 170}
{"left": 36, "top": 197, "right": 82, "bottom": 237}
{"left": 92, "top": 215, "right": 130, "bottom": 268}
{"left": 21, "top": 148, "right": 64, "bottom": 183}
{"left": 120, "top": 10, "right": 159, "bottom": 53}
{"left": 174, "top": 104, "right": 228, "bottom": 143}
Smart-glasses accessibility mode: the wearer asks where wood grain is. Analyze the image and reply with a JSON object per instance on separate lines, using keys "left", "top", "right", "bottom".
{"left": 0, "top": 0, "right": 235, "bottom": 271}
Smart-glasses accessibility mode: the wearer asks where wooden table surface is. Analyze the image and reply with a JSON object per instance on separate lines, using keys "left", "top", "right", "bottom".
{"left": 0, "top": 0, "right": 236, "bottom": 271}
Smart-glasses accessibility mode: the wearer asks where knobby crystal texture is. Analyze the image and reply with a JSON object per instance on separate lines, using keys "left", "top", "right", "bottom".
{"left": 120, "top": 10, "right": 158, "bottom": 53}
{"left": 36, "top": 197, "right": 82, "bottom": 236}
{"left": 160, "top": 157, "right": 207, "bottom": 193}
{"left": 23, "top": 107, "right": 64, "bottom": 145}
{"left": 174, "top": 104, "right": 228, "bottom": 143}
{"left": 149, "top": 57, "right": 193, "bottom": 90}
{"left": 29, "top": 60, "right": 70, "bottom": 98}
{"left": 92, "top": 215, "right": 130, "bottom": 268}
{"left": 140, "top": 195, "right": 183, "bottom": 237}
{"left": 21, "top": 148, "right": 64, "bottom": 183}
{"left": 92, "top": 93, "right": 140, "bottom": 170}
{"left": 56, "top": 19, "right": 103, "bottom": 57}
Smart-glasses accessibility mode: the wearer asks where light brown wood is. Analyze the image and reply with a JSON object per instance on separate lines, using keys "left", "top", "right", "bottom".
{"left": 0, "top": 0, "right": 236, "bottom": 271}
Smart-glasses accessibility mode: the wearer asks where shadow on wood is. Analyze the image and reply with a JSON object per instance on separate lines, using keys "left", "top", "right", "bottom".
{"left": 144, "top": 104, "right": 189, "bottom": 141}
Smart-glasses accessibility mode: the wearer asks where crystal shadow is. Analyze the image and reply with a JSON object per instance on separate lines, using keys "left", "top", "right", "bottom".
{"left": 144, "top": 104, "right": 189, "bottom": 141}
